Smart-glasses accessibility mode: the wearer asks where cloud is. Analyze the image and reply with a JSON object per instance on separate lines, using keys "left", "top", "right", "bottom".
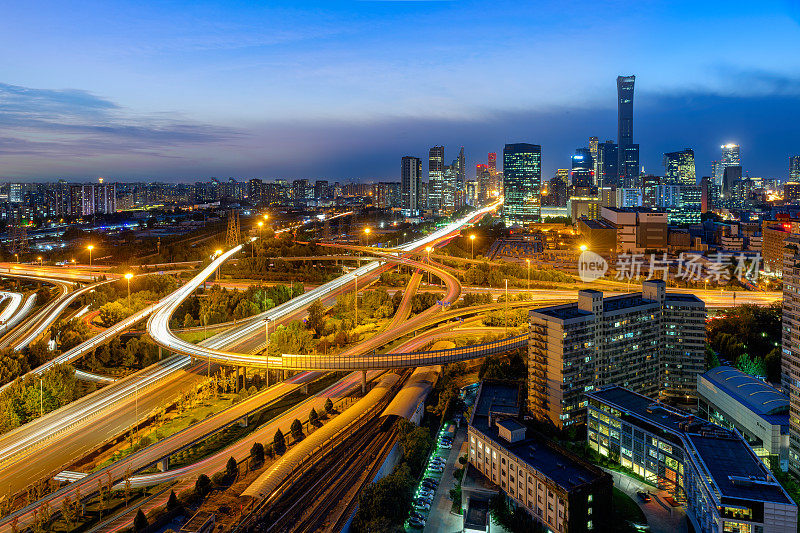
{"left": 0, "top": 82, "right": 239, "bottom": 174}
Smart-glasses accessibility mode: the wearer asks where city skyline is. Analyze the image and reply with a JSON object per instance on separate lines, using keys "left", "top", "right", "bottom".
{"left": 1, "top": 1, "right": 800, "bottom": 181}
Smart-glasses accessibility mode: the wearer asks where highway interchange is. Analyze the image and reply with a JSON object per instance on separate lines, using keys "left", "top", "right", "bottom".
{"left": 0, "top": 203, "right": 784, "bottom": 532}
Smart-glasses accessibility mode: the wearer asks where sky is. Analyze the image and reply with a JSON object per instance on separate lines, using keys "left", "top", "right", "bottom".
{"left": 2, "top": 0, "right": 800, "bottom": 182}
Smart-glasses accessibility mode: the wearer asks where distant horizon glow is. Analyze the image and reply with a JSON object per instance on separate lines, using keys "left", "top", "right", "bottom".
{"left": 1, "top": 0, "right": 799, "bottom": 182}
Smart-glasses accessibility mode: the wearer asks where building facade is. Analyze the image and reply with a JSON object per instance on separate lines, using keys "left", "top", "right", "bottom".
{"left": 468, "top": 381, "right": 612, "bottom": 533}
{"left": 587, "top": 387, "right": 797, "bottom": 533}
{"left": 528, "top": 280, "right": 705, "bottom": 428}
{"left": 401, "top": 156, "right": 423, "bottom": 215}
{"left": 502, "top": 143, "right": 542, "bottom": 226}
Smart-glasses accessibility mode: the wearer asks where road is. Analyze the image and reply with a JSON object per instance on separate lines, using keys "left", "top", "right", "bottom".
{"left": 0, "top": 204, "right": 500, "bottom": 531}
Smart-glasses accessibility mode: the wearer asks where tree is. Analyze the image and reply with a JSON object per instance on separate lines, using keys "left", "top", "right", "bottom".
{"left": 308, "top": 408, "right": 319, "bottom": 426}
{"left": 273, "top": 429, "right": 286, "bottom": 455}
{"left": 250, "top": 442, "right": 265, "bottom": 464}
{"left": 291, "top": 419, "right": 304, "bottom": 441}
{"left": 306, "top": 299, "right": 326, "bottom": 337}
{"left": 324, "top": 398, "right": 334, "bottom": 415}
{"left": 166, "top": 490, "right": 181, "bottom": 512}
{"left": 195, "top": 474, "right": 212, "bottom": 497}
{"left": 226, "top": 457, "right": 239, "bottom": 479}
{"left": 133, "top": 509, "right": 148, "bottom": 532}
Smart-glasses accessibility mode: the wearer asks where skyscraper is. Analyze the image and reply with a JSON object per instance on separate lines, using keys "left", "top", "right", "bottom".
{"left": 664, "top": 149, "right": 696, "bottom": 186}
{"left": 488, "top": 152, "right": 497, "bottom": 172}
{"left": 456, "top": 146, "right": 466, "bottom": 189}
{"left": 790, "top": 155, "right": 800, "bottom": 182}
{"left": 662, "top": 149, "right": 699, "bottom": 224}
{"left": 782, "top": 235, "right": 800, "bottom": 475}
{"left": 616, "top": 75, "right": 638, "bottom": 186}
{"left": 428, "top": 146, "right": 444, "bottom": 211}
{"left": 401, "top": 156, "right": 423, "bottom": 214}
{"left": 502, "top": 143, "right": 541, "bottom": 226}
{"left": 713, "top": 144, "right": 740, "bottom": 185}
{"left": 596, "top": 140, "right": 618, "bottom": 188}
{"left": 476, "top": 164, "right": 492, "bottom": 206}
{"left": 571, "top": 148, "right": 594, "bottom": 189}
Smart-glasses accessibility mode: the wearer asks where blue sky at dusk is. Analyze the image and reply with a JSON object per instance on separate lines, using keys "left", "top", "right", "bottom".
{"left": 1, "top": 0, "right": 800, "bottom": 181}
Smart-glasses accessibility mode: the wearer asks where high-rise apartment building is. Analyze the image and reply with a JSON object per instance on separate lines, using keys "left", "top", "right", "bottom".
{"left": 782, "top": 235, "right": 800, "bottom": 475}
{"left": 476, "top": 164, "right": 491, "bottom": 206}
{"left": 617, "top": 75, "right": 639, "bottom": 187}
{"left": 488, "top": 152, "right": 497, "bottom": 172}
{"left": 401, "top": 156, "right": 423, "bottom": 214}
{"left": 502, "top": 143, "right": 542, "bottom": 226}
{"left": 428, "top": 146, "right": 444, "bottom": 211}
{"left": 528, "top": 280, "right": 705, "bottom": 428}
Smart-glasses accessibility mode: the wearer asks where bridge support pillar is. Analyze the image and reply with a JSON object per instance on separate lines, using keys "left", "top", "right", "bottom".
{"left": 158, "top": 346, "right": 162, "bottom": 360}
{"left": 361, "top": 370, "right": 367, "bottom": 395}
{"left": 239, "top": 415, "right": 248, "bottom": 428}
{"left": 300, "top": 383, "right": 308, "bottom": 395}
{"left": 235, "top": 366, "right": 240, "bottom": 392}
{"left": 265, "top": 370, "right": 270, "bottom": 387}
{"left": 157, "top": 456, "right": 169, "bottom": 472}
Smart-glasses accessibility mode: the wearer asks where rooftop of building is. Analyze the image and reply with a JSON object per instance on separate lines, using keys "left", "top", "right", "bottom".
{"left": 470, "top": 381, "right": 608, "bottom": 492}
{"left": 587, "top": 386, "right": 792, "bottom": 506}
{"left": 700, "top": 366, "right": 789, "bottom": 419}
{"left": 579, "top": 218, "right": 615, "bottom": 230}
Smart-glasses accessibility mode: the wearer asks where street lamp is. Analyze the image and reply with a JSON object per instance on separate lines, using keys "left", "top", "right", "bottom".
{"left": 215, "top": 249, "right": 223, "bottom": 281}
{"left": 526, "top": 258, "right": 531, "bottom": 294}
{"left": 256, "top": 221, "right": 264, "bottom": 257}
{"left": 470, "top": 234, "right": 476, "bottom": 260}
{"left": 364, "top": 227, "right": 371, "bottom": 247}
{"left": 354, "top": 274, "right": 359, "bottom": 326}
{"left": 504, "top": 279, "right": 509, "bottom": 334}
{"left": 425, "top": 246, "right": 433, "bottom": 285}
{"left": 14, "top": 253, "right": 18, "bottom": 263}
{"left": 87, "top": 245, "right": 94, "bottom": 266}
{"left": 124, "top": 273, "right": 133, "bottom": 307}
{"left": 579, "top": 244, "right": 588, "bottom": 252}
{"left": 37, "top": 256, "right": 42, "bottom": 266}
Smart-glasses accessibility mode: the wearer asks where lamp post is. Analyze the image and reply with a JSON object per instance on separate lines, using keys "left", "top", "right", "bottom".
{"left": 257, "top": 221, "right": 264, "bottom": 257}
{"left": 37, "top": 256, "right": 42, "bottom": 266}
{"left": 504, "top": 278, "right": 509, "bottom": 334}
{"left": 14, "top": 253, "right": 18, "bottom": 263}
{"left": 526, "top": 259, "right": 531, "bottom": 294}
{"left": 215, "top": 249, "right": 222, "bottom": 281}
{"left": 87, "top": 245, "right": 94, "bottom": 266}
{"left": 125, "top": 273, "right": 133, "bottom": 307}
{"left": 425, "top": 246, "right": 433, "bottom": 285}
{"left": 470, "top": 234, "right": 476, "bottom": 260}
{"left": 354, "top": 274, "right": 358, "bottom": 326}
{"left": 364, "top": 227, "right": 371, "bottom": 248}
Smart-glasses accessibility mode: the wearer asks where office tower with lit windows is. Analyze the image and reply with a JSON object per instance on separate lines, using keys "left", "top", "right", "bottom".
{"left": 790, "top": 155, "right": 800, "bottom": 182}
{"left": 401, "top": 156, "right": 423, "bottom": 214}
{"left": 571, "top": 148, "right": 594, "bottom": 190}
{"left": 713, "top": 144, "right": 741, "bottom": 185}
{"left": 616, "top": 75, "right": 639, "bottom": 187}
{"left": 488, "top": 152, "right": 497, "bottom": 172}
{"left": 664, "top": 149, "right": 696, "bottom": 186}
{"left": 502, "top": 143, "right": 542, "bottom": 226}
{"left": 428, "top": 145, "right": 444, "bottom": 211}
{"left": 596, "top": 140, "right": 619, "bottom": 188}
{"left": 528, "top": 280, "right": 705, "bottom": 428}
{"left": 476, "top": 164, "right": 491, "bottom": 205}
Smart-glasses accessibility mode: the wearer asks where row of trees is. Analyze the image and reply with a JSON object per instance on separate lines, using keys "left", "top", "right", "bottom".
{"left": 351, "top": 419, "right": 433, "bottom": 532}
{"left": 83, "top": 336, "right": 161, "bottom": 373}
{"left": 175, "top": 282, "right": 303, "bottom": 329}
{"left": 706, "top": 303, "right": 781, "bottom": 382}
{"left": 0, "top": 364, "right": 79, "bottom": 433}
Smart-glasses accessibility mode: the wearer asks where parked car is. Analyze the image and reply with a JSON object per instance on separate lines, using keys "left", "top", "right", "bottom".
{"left": 636, "top": 491, "right": 652, "bottom": 503}
{"left": 407, "top": 517, "right": 425, "bottom": 529}
{"left": 410, "top": 511, "right": 425, "bottom": 521}
{"left": 413, "top": 502, "right": 430, "bottom": 512}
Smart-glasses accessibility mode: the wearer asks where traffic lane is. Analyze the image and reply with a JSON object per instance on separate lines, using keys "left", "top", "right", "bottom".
{"left": 0, "top": 362, "right": 208, "bottom": 496}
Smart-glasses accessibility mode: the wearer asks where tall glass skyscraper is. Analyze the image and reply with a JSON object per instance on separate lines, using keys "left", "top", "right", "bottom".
{"left": 664, "top": 148, "right": 696, "bottom": 186}
{"left": 428, "top": 146, "right": 444, "bottom": 210}
{"left": 662, "top": 149, "right": 699, "bottom": 224}
{"left": 617, "top": 75, "right": 639, "bottom": 186}
{"left": 790, "top": 155, "right": 800, "bottom": 182}
{"left": 502, "top": 143, "right": 541, "bottom": 226}
{"left": 714, "top": 143, "right": 741, "bottom": 185}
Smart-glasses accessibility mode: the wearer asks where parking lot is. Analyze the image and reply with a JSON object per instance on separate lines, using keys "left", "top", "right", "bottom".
{"left": 404, "top": 423, "right": 458, "bottom": 531}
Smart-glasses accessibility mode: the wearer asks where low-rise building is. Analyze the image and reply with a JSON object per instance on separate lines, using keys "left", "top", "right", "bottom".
{"left": 697, "top": 366, "right": 789, "bottom": 468}
{"left": 587, "top": 386, "right": 797, "bottom": 533}
{"left": 468, "top": 381, "right": 612, "bottom": 533}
